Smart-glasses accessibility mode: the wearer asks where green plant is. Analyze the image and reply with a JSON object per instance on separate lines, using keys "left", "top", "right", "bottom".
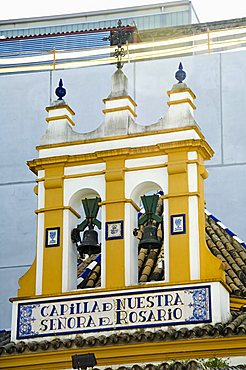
{"left": 199, "top": 357, "right": 230, "bottom": 368}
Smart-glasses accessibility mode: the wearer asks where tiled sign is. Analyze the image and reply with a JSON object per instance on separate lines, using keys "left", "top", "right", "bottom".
{"left": 105, "top": 220, "right": 124, "bottom": 240}
{"left": 171, "top": 214, "right": 186, "bottom": 235}
{"left": 45, "top": 227, "right": 60, "bottom": 247}
{"left": 15, "top": 285, "right": 211, "bottom": 340}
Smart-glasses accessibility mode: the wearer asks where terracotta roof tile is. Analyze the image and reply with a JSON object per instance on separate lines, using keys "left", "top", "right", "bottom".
{"left": 139, "top": 247, "right": 164, "bottom": 283}
{"left": 85, "top": 365, "right": 246, "bottom": 370}
{"left": 0, "top": 331, "right": 10, "bottom": 347}
{"left": 77, "top": 253, "right": 101, "bottom": 289}
{"left": 205, "top": 212, "right": 246, "bottom": 297}
{"left": 85, "top": 265, "right": 101, "bottom": 288}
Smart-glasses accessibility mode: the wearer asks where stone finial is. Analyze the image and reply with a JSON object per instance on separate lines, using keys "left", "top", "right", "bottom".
{"left": 55, "top": 79, "right": 66, "bottom": 100}
{"left": 175, "top": 62, "right": 186, "bottom": 84}
{"left": 108, "top": 67, "right": 128, "bottom": 98}
{"left": 158, "top": 63, "right": 197, "bottom": 129}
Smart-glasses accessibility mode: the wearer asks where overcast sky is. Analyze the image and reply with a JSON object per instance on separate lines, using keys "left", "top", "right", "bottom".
{"left": 0, "top": 0, "right": 245, "bottom": 23}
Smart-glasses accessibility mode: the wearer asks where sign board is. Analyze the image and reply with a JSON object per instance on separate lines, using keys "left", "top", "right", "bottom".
{"left": 15, "top": 285, "right": 211, "bottom": 340}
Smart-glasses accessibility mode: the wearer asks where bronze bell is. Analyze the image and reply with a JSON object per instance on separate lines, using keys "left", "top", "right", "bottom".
{"left": 139, "top": 224, "right": 162, "bottom": 249}
{"left": 78, "top": 229, "right": 101, "bottom": 257}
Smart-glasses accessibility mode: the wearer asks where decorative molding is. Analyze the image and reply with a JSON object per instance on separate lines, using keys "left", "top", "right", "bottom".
{"left": 44, "top": 177, "right": 63, "bottom": 189}
{"left": 125, "top": 163, "right": 168, "bottom": 172}
{"left": 64, "top": 170, "right": 105, "bottom": 180}
{"left": 167, "top": 88, "right": 196, "bottom": 99}
{"left": 103, "top": 95, "right": 137, "bottom": 107}
{"left": 45, "top": 114, "right": 75, "bottom": 126}
{"left": 35, "top": 206, "right": 81, "bottom": 219}
{"left": 30, "top": 139, "right": 213, "bottom": 175}
{"left": 161, "top": 192, "right": 200, "bottom": 199}
{"left": 102, "top": 105, "right": 137, "bottom": 118}
{"left": 158, "top": 139, "right": 214, "bottom": 159}
{"left": 45, "top": 104, "right": 75, "bottom": 116}
{"left": 167, "top": 98, "right": 196, "bottom": 110}
{"left": 99, "top": 198, "right": 140, "bottom": 212}
{"left": 230, "top": 296, "right": 246, "bottom": 311}
{"left": 36, "top": 126, "right": 205, "bottom": 151}
{"left": 167, "top": 161, "right": 187, "bottom": 174}
{"left": 33, "top": 184, "right": 38, "bottom": 195}
{"left": 10, "top": 278, "right": 229, "bottom": 302}
{"left": 105, "top": 169, "right": 124, "bottom": 182}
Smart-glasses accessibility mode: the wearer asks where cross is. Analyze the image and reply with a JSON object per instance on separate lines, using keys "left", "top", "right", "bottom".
{"left": 103, "top": 20, "right": 132, "bottom": 69}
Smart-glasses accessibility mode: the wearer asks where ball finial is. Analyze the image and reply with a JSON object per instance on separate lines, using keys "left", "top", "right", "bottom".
{"left": 175, "top": 62, "right": 186, "bottom": 84}
{"left": 55, "top": 79, "right": 66, "bottom": 100}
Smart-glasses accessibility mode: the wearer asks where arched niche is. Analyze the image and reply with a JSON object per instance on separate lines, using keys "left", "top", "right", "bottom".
{"left": 69, "top": 188, "right": 102, "bottom": 235}
{"left": 63, "top": 187, "right": 104, "bottom": 292}
{"left": 131, "top": 180, "right": 163, "bottom": 205}
{"left": 125, "top": 180, "right": 165, "bottom": 286}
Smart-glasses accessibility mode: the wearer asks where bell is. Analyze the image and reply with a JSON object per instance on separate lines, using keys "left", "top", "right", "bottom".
{"left": 78, "top": 229, "right": 101, "bottom": 257}
{"left": 139, "top": 224, "right": 162, "bottom": 249}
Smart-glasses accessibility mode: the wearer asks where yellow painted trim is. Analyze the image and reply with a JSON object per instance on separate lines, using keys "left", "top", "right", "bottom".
{"left": 230, "top": 296, "right": 246, "bottom": 311}
{"left": 33, "top": 184, "right": 38, "bottom": 195}
{"left": 37, "top": 172, "right": 101, "bottom": 182}
{"left": 167, "top": 98, "right": 196, "bottom": 110}
{"left": 167, "top": 151, "right": 190, "bottom": 282}
{"left": 64, "top": 206, "right": 80, "bottom": 218}
{"left": 99, "top": 198, "right": 140, "bottom": 212}
{"left": 28, "top": 155, "right": 69, "bottom": 174}
{"left": 158, "top": 139, "right": 214, "bottom": 159}
{"left": 125, "top": 163, "right": 168, "bottom": 172}
{"left": 39, "top": 160, "right": 203, "bottom": 183}
{"left": 18, "top": 258, "right": 36, "bottom": 298}
{"left": 102, "top": 105, "right": 137, "bottom": 118}
{"left": 42, "top": 165, "right": 64, "bottom": 294}
{"left": 36, "top": 125, "right": 204, "bottom": 151}
{"left": 45, "top": 115, "right": 75, "bottom": 126}
{"left": 11, "top": 278, "right": 229, "bottom": 302}
{"left": 167, "top": 160, "right": 187, "bottom": 174}
{"left": 103, "top": 95, "right": 137, "bottom": 107}
{"left": 167, "top": 87, "right": 196, "bottom": 99}
{"left": 36, "top": 177, "right": 44, "bottom": 182}
{"left": 64, "top": 170, "right": 105, "bottom": 180}
{"left": 105, "top": 158, "right": 125, "bottom": 289}
{"left": 35, "top": 206, "right": 81, "bottom": 219}
{"left": 29, "top": 139, "right": 213, "bottom": 175}
{"left": 0, "top": 336, "right": 245, "bottom": 369}
{"left": 161, "top": 191, "right": 200, "bottom": 199}
{"left": 125, "top": 160, "right": 204, "bottom": 174}
{"left": 45, "top": 104, "right": 75, "bottom": 116}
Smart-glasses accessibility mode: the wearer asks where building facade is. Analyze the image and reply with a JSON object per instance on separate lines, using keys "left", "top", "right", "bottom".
{"left": 0, "top": 1, "right": 246, "bottom": 336}
{"left": 0, "top": 57, "right": 246, "bottom": 368}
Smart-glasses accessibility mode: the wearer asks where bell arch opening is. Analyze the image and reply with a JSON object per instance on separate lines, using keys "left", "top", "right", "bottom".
{"left": 130, "top": 181, "right": 165, "bottom": 285}
{"left": 68, "top": 188, "right": 103, "bottom": 291}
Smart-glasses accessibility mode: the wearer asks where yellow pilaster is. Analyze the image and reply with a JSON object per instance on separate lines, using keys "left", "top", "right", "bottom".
{"left": 167, "top": 151, "right": 190, "bottom": 282}
{"left": 42, "top": 165, "right": 64, "bottom": 294}
{"left": 18, "top": 259, "right": 36, "bottom": 297}
{"left": 105, "top": 158, "right": 125, "bottom": 289}
{"left": 196, "top": 153, "right": 225, "bottom": 281}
